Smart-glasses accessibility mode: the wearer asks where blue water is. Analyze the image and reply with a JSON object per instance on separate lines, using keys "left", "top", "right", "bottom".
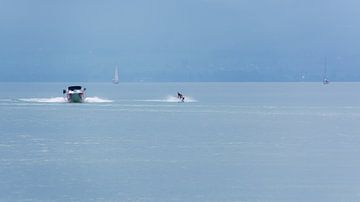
{"left": 1, "top": 82, "right": 360, "bottom": 201}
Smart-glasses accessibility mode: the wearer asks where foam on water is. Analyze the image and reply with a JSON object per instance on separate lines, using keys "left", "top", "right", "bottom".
{"left": 19, "top": 97, "right": 67, "bottom": 103}
{"left": 19, "top": 97, "right": 113, "bottom": 103}
{"left": 84, "top": 97, "right": 113, "bottom": 103}
{"left": 141, "top": 95, "right": 198, "bottom": 103}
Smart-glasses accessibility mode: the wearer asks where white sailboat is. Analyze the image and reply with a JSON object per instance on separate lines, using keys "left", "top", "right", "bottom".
{"left": 112, "top": 66, "right": 119, "bottom": 84}
{"left": 323, "top": 58, "right": 329, "bottom": 85}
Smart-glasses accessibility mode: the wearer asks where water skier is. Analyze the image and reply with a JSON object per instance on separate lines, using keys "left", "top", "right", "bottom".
{"left": 177, "top": 92, "right": 185, "bottom": 102}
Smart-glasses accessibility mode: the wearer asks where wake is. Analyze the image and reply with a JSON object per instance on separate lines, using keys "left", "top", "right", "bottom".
{"left": 84, "top": 97, "right": 113, "bottom": 103}
{"left": 141, "top": 95, "right": 198, "bottom": 103}
{"left": 19, "top": 97, "right": 113, "bottom": 103}
{"left": 19, "top": 97, "right": 66, "bottom": 103}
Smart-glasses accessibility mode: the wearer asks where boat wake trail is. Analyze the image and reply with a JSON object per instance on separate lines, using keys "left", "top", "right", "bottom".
{"left": 19, "top": 97, "right": 67, "bottom": 103}
{"left": 19, "top": 97, "right": 113, "bottom": 103}
{"left": 84, "top": 97, "right": 113, "bottom": 103}
{"left": 141, "top": 95, "right": 198, "bottom": 103}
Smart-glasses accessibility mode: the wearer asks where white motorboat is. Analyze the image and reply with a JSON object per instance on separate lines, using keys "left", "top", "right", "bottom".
{"left": 63, "top": 86, "right": 86, "bottom": 103}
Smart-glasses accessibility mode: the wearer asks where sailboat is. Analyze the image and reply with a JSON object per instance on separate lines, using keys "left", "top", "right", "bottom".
{"left": 112, "top": 65, "right": 119, "bottom": 84}
{"left": 323, "top": 58, "right": 330, "bottom": 85}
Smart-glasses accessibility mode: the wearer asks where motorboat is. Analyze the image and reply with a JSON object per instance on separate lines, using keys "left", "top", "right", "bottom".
{"left": 63, "top": 86, "right": 86, "bottom": 103}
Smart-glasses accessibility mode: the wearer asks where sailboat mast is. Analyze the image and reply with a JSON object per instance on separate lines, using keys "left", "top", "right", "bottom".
{"left": 322, "top": 57, "right": 329, "bottom": 84}
{"left": 324, "top": 57, "right": 327, "bottom": 79}
{"left": 115, "top": 66, "right": 118, "bottom": 80}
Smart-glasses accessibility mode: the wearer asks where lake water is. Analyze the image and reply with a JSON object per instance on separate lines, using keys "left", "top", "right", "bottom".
{"left": 1, "top": 82, "right": 360, "bottom": 201}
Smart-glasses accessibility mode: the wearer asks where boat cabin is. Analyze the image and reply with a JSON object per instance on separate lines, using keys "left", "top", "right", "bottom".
{"left": 68, "top": 86, "right": 82, "bottom": 91}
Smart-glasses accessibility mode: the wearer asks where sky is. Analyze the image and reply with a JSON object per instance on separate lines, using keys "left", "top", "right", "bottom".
{"left": 1, "top": 0, "right": 360, "bottom": 82}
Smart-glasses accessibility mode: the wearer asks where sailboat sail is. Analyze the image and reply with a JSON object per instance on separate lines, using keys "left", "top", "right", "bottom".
{"left": 323, "top": 58, "right": 329, "bottom": 85}
{"left": 113, "top": 66, "right": 119, "bottom": 84}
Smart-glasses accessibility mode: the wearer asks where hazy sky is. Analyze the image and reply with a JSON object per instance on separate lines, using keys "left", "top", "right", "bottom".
{"left": 1, "top": 0, "right": 360, "bottom": 81}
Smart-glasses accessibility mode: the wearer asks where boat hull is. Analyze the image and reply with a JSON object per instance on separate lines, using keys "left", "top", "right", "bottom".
{"left": 67, "top": 93, "right": 84, "bottom": 103}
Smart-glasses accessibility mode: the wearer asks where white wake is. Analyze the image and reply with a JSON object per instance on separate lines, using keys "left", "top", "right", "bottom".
{"left": 19, "top": 97, "right": 67, "bottom": 103}
{"left": 141, "top": 95, "right": 198, "bottom": 103}
{"left": 84, "top": 97, "right": 113, "bottom": 103}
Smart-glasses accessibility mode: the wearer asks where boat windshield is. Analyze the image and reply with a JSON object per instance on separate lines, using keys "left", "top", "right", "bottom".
{"left": 68, "top": 86, "right": 82, "bottom": 91}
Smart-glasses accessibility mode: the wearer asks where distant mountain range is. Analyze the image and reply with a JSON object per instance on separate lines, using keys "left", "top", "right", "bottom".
{"left": 1, "top": 51, "right": 360, "bottom": 82}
